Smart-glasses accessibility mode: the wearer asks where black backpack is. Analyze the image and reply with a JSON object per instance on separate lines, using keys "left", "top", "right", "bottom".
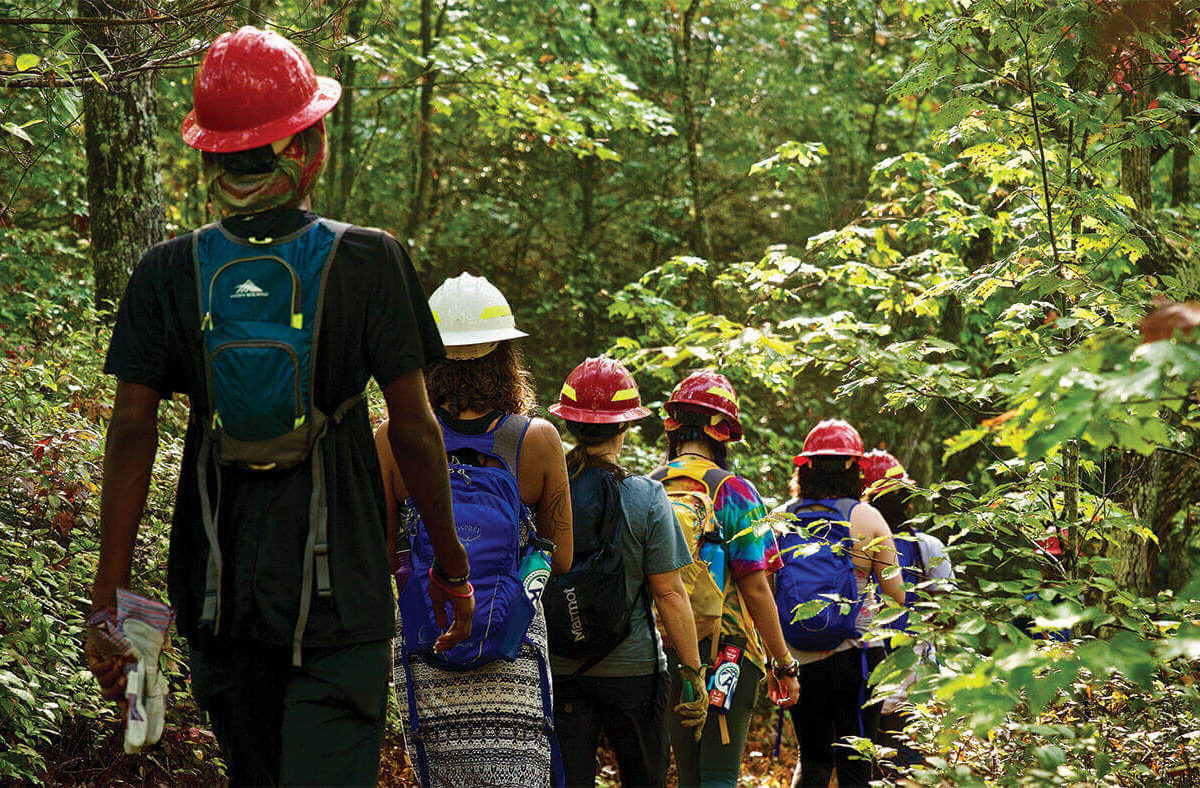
{"left": 544, "top": 467, "right": 648, "bottom": 673}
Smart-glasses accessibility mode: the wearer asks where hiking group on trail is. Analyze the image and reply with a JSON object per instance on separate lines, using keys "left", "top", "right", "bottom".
{"left": 84, "top": 27, "right": 957, "bottom": 788}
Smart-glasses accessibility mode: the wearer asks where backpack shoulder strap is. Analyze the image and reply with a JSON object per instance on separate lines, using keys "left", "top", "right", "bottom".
{"left": 701, "top": 467, "right": 734, "bottom": 500}
{"left": 596, "top": 471, "right": 628, "bottom": 550}
{"left": 492, "top": 414, "right": 532, "bottom": 476}
{"left": 648, "top": 467, "right": 668, "bottom": 483}
{"left": 316, "top": 217, "right": 352, "bottom": 231}
{"left": 831, "top": 497, "right": 859, "bottom": 522}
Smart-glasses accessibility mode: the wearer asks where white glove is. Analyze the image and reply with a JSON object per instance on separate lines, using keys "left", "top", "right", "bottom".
{"left": 122, "top": 618, "right": 166, "bottom": 754}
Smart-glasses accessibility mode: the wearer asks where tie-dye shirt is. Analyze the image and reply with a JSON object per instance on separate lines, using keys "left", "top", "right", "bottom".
{"left": 661, "top": 457, "right": 783, "bottom": 670}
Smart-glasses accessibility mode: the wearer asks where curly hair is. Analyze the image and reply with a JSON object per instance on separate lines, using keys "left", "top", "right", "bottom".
{"left": 424, "top": 341, "right": 537, "bottom": 416}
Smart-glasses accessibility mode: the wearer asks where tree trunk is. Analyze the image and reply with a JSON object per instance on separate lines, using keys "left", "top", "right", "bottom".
{"left": 1119, "top": 54, "right": 1152, "bottom": 212}
{"left": 406, "top": 0, "right": 443, "bottom": 245}
{"left": 325, "top": 0, "right": 367, "bottom": 214}
{"left": 78, "top": 0, "right": 165, "bottom": 316}
{"left": 1172, "top": 70, "right": 1191, "bottom": 207}
{"left": 671, "top": 0, "right": 710, "bottom": 260}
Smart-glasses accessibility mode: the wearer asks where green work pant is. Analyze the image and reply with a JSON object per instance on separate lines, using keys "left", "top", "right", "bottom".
{"left": 666, "top": 640, "right": 765, "bottom": 788}
{"left": 190, "top": 637, "right": 390, "bottom": 787}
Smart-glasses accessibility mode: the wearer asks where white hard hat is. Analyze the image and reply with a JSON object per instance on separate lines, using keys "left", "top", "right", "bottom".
{"left": 429, "top": 272, "right": 527, "bottom": 359}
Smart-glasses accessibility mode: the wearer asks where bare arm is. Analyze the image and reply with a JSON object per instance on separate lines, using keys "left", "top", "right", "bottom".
{"left": 87, "top": 382, "right": 160, "bottom": 707}
{"left": 381, "top": 371, "right": 467, "bottom": 578}
{"left": 519, "top": 419, "right": 573, "bottom": 574}
{"left": 852, "top": 502, "right": 903, "bottom": 606}
{"left": 648, "top": 570, "right": 701, "bottom": 671}
{"left": 372, "top": 422, "right": 402, "bottom": 573}
{"left": 91, "top": 382, "right": 160, "bottom": 610}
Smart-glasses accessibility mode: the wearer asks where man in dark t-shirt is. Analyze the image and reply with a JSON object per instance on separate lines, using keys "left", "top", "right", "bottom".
{"left": 85, "top": 28, "right": 473, "bottom": 785}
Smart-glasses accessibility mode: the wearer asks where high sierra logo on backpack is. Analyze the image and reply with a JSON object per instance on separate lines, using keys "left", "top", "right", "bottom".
{"left": 544, "top": 467, "right": 647, "bottom": 671}
{"left": 773, "top": 497, "right": 864, "bottom": 652}
{"left": 193, "top": 219, "right": 365, "bottom": 666}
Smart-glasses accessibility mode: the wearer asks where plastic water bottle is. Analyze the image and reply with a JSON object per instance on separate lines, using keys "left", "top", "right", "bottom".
{"left": 699, "top": 532, "right": 727, "bottom": 591}
{"left": 519, "top": 537, "right": 555, "bottom": 605}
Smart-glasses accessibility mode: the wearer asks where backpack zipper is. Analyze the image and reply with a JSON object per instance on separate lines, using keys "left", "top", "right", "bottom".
{"left": 209, "top": 339, "right": 305, "bottom": 431}
{"left": 203, "top": 255, "right": 303, "bottom": 330}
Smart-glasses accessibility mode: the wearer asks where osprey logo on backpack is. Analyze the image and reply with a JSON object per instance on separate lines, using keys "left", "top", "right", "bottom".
{"left": 231, "top": 279, "right": 269, "bottom": 299}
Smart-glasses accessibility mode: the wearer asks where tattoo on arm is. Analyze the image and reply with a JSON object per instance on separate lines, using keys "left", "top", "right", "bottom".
{"left": 542, "top": 483, "right": 571, "bottom": 536}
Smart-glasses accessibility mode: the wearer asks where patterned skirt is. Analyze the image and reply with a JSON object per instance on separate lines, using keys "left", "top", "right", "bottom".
{"left": 394, "top": 607, "right": 553, "bottom": 788}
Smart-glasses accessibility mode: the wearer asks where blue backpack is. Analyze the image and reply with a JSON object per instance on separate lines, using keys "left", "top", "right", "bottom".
{"left": 396, "top": 414, "right": 564, "bottom": 787}
{"left": 397, "top": 414, "right": 542, "bottom": 667}
{"left": 774, "top": 497, "right": 863, "bottom": 651}
{"left": 192, "top": 219, "right": 365, "bottom": 666}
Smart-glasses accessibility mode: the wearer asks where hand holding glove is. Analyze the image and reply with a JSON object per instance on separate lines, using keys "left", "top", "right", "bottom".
{"left": 674, "top": 664, "right": 709, "bottom": 741}
{"left": 122, "top": 618, "right": 166, "bottom": 754}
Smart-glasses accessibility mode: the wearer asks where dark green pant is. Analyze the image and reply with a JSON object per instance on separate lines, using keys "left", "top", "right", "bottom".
{"left": 190, "top": 638, "right": 390, "bottom": 787}
{"left": 666, "top": 641, "right": 764, "bottom": 788}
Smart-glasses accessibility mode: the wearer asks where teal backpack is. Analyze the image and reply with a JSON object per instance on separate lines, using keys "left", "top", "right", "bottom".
{"left": 192, "top": 218, "right": 364, "bottom": 665}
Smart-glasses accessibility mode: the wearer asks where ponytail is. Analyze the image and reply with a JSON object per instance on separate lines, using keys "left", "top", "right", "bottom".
{"left": 564, "top": 421, "right": 630, "bottom": 481}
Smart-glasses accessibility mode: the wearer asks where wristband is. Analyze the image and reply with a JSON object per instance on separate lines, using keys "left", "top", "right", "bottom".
{"left": 770, "top": 656, "right": 799, "bottom": 678}
{"left": 428, "top": 568, "right": 474, "bottom": 598}
{"left": 432, "top": 560, "right": 470, "bottom": 585}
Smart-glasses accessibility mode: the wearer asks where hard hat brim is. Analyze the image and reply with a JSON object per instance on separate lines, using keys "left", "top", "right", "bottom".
{"left": 548, "top": 402, "right": 651, "bottom": 424}
{"left": 793, "top": 448, "right": 865, "bottom": 466}
{"left": 439, "top": 327, "right": 529, "bottom": 347}
{"left": 182, "top": 75, "right": 342, "bottom": 153}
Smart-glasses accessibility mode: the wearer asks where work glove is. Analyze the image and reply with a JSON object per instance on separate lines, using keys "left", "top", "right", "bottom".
{"left": 674, "top": 664, "right": 709, "bottom": 741}
{"left": 121, "top": 618, "right": 166, "bottom": 754}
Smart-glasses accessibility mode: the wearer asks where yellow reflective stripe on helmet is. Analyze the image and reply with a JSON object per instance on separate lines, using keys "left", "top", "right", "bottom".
{"left": 479, "top": 304, "right": 512, "bottom": 320}
{"left": 706, "top": 385, "right": 736, "bottom": 401}
{"left": 611, "top": 387, "right": 638, "bottom": 402}
{"left": 561, "top": 383, "right": 577, "bottom": 401}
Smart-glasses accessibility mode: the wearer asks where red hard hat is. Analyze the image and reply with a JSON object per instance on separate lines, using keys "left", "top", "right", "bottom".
{"left": 181, "top": 26, "right": 341, "bottom": 153}
{"left": 794, "top": 419, "right": 865, "bottom": 466}
{"left": 664, "top": 370, "right": 743, "bottom": 441}
{"left": 860, "top": 449, "right": 912, "bottom": 498}
{"left": 548, "top": 358, "right": 651, "bottom": 424}
{"left": 1036, "top": 526, "right": 1065, "bottom": 557}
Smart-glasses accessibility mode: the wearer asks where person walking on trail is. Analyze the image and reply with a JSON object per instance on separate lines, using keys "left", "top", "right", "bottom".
{"left": 377, "top": 272, "right": 573, "bottom": 788}
{"left": 85, "top": 26, "right": 470, "bottom": 787}
{"left": 773, "top": 420, "right": 904, "bottom": 788}
{"left": 648, "top": 370, "right": 800, "bottom": 788}
{"left": 542, "top": 357, "right": 707, "bottom": 788}
{"left": 860, "top": 449, "right": 954, "bottom": 768}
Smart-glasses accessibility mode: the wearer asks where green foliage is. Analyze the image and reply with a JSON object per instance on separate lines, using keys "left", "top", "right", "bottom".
{"left": 4, "top": 0, "right": 1200, "bottom": 782}
{"left": 0, "top": 286, "right": 218, "bottom": 781}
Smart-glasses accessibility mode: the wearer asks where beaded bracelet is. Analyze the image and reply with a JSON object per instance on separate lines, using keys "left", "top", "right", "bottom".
{"left": 428, "top": 568, "right": 475, "bottom": 598}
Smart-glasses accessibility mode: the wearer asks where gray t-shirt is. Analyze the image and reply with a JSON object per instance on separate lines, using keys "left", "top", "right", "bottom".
{"left": 915, "top": 531, "right": 955, "bottom": 591}
{"left": 550, "top": 474, "right": 693, "bottom": 678}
